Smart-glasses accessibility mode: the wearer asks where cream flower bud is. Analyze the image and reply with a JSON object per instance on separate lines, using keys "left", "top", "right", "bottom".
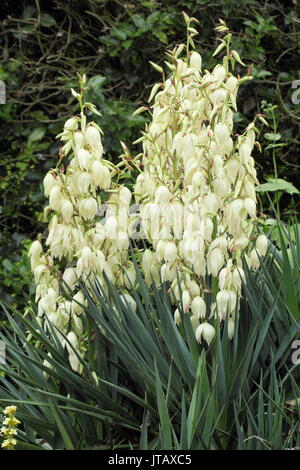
{"left": 232, "top": 267, "right": 245, "bottom": 290}
{"left": 175, "top": 58, "right": 185, "bottom": 76}
{"left": 67, "top": 331, "right": 78, "bottom": 350}
{"left": 223, "top": 137, "right": 233, "bottom": 156}
{"left": 37, "top": 298, "right": 48, "bottom": 317}
{"left": 218, "top": 267, "right": 232, "bottom": 290}
{"left": 154, "top": 106, "right": 170, "bottom": 124}
{"left": 69, "top": 353, "right": 80, "bottom": 373}
{"left": 181, "top": 290, "right": 191, "bottom": 312}
{"left": 142, "top": 249, "right": 154, "bottom": 272}
{"left": 212, "top": 155, "right": 224, "bottom": 177}
{"left": 34, "top": 264, "right": 46, "bottom": 282}
{"left": 49, "top": 185, "right": 61, "bottom": 211}
{"left": 81, "top": 246, "right": 93, "bottom": 270}
{"left": 77, "top": 148, "right": 91, "bottom": 170}
{"left": 174, "top": 308, "right": 181, "bottom": 325}
{"left": 246, "top": 129, "right": 256, "bottom": 149}
{"left": 29, "top": 240, "right": 43, "bottom": 258}
{"left": 204, "top": 217, "right": 214, "bottom": 241}
{"left": 78, "top": 172, "right": 92, "bottom": 193}
{"left": 91, "top": 160, "right": 103, "bottom": 182}
{"left": 204, "top": 193, "right": 219, "bottom": 214}
{"left": 229, "top": 199, "right": 244, "bottom": 215}
{"left": 188, "top": 281, "right": 201, "bottom": 298}
{"left": 249, "top": 248, "right": 260, "bottom": 269}
{"left": 155, "top": 240, "right": 167, "bottom": 261}
{"left": 210, "top": 88, "right": 227, "bottom": 106}
{"left": 172, "top": 132, "right": 184, "bottom": 154}
{"left": 213, "top": 178, "right": 229, "bottom": 198}
{"left": 155, "top": 186, "right": 172, "bottom": 205}
{"left": 62, "top": 267, "right": 77, "bottom": 290}
{"left": 256, "top": 234, "right": 268, "bottom": 256}
{"left": 207, "top": 248, "right": 224, "bottom": 276}
{"left": 94, "top": 250, "right": 105, "bottom": 273}
{"left": 64, "top": 117, "right": 78, "bottom": 131}
{"left": 100, "top": 166, "right": 111, "bottom": 190}
{"left": 43, "top": 172, "right": 58, "bottom": 197}
{"left": 232, "top": 236, "right": 249, "bottom": 251}
{"left": 91, "top": 161, "right": 111, "bottom": 189}
{"left": 226, "top": 76, "right": 238, "bottom": 91}
{"left": 164, "top": 242, "right": 177, "bottom": 263}
{"left": 84, "top": 126, "right": 103, "bottom": 157}
{"left": 239, "top": 143, "right": 251, "bottom": 164}
{"left": 79, "top": 197, "right": 98, "bottom": 220}
{"left": 191, "top": 172, "right": 206, "bottom": 188}
{"left": 244, "top": 198, "right": 256, "bottom": 218}
{"left": 105, "top": 216, "right": 118, "bottom": 239}
{"left": 216, "top": 290, "right": 230, "bottom": 320}
{"left": 214, "top": 123, "right": 230, "bottom": 143}
{"left": 161, "top": 263, "right": 170, "bottom": 282}
{"left": 195, "top": 322, "right": 215, "bottom": 346}
{"left": 116, "top": 232, "right": 129, "bottom": 251}
{"left": 227, "top": 199, "right": 245, "bottom": 233}
{"left": 212, "top": 65, "right": 226, "bottom": 84}
{"left": 47, "top": 286, "right": 58, "bottom": 304}
{"left": 210, "top": 236, "right": 227, "bottom": 253}
{"left": 225, "top": 158, "right": 241, "bottom": 183}
{"left": 119, "top": 186, "right": 131, "bottom": 206}
{"left": 143, "top": 177, "right": 156, "bottom": 198}
{"left": 189, "top": 51, "right": 202, "bottom": 70}
{"left": 60, "top": 199, "right": 74, "bottom": 222}
{"left": 72, "top": 291, "right": 85, "bottom": 315}
{"left": 191, "top": 296, "right": 206, "bottom": 319}
{"left": 243, "top": 177, "right": 256, "bottom": 201}
{"left": 73, "top": 131, "right": 84, "bottom": 152}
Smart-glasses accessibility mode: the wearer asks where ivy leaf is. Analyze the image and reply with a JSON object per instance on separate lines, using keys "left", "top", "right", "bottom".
{"left": 28, "top": 127, "right": 46, "bottom": 144}
{"left": 88, "top": 75, "right": 106, "bottom": 89}
{"left": 111, "top": 29, "right": 127, "bottom": 41}
{"left": 132, "top": 14, "right": 145, "bottom": 29}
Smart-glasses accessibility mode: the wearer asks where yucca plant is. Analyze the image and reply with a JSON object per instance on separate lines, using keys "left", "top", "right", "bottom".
{"left": 0, "top": 220, "right": 299, "bottom": 449}
{"left": 27, "top": 15, "right": 271, "bottom": 370}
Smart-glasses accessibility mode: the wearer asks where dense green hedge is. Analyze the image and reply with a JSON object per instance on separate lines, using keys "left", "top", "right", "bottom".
{"left": 0, "top": 0, "right": 300, "bottom": 307}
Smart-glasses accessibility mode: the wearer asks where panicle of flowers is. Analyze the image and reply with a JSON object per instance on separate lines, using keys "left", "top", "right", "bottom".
{"left": 28, "top": 74, "right": 135, "bottom": 372}
{"left": 1, "top": 406, "right": 20, "bottom": 450}
{"left": 133, "top": 15, "right": 268, "bottom": 343}
{"left": 29, "top": 16, "right": 269, "bottom": 362}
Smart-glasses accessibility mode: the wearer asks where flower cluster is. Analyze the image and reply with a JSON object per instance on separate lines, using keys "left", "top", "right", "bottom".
{"left": 29, "top": 75, "right": 135, "bottom": 372}
{"left": 29, "top": 17, "right": 268, "bottom": 361}
{"left": 1, "top": 406, "right": 20, "bottom": 449}
{"left": 133, "top": 17, "right": 268, "bottom": 342}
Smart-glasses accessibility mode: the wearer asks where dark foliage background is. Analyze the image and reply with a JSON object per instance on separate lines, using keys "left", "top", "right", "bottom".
{"left": 0, "top": 0, "right": 300, "bottom": 307}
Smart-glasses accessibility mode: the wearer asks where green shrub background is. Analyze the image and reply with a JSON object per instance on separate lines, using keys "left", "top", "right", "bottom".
{"left": 0, "top": 0, "right": 300, "bottom": 308}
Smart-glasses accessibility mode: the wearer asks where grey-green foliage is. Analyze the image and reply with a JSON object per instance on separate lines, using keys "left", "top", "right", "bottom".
{"left": 0, "top": 221, "right": 299, "bottom": 449}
